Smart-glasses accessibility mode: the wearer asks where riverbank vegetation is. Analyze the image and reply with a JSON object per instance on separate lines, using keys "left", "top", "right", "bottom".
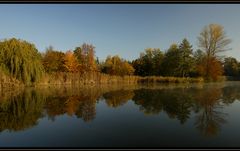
{"left": 0, "top": 23, "right": 238, "bottom": 87}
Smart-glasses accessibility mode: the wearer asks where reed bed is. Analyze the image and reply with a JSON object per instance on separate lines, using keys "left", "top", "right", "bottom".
{"left": 37, "top": 72, "right": 204, "bottom": 86}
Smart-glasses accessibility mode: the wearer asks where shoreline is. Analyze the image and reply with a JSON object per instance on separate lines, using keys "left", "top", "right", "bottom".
{"left": 1, "top": 71, "right": 230, "bottom": 91}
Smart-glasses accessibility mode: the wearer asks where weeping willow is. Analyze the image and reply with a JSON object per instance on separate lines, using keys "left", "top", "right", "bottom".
{"left": 0, "top": 38, "right": 44, "bottom": 84}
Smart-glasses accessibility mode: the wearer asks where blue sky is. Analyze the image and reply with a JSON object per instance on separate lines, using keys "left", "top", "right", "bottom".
{"left": 0, "top": 4, "right": 240, "bottom": 61}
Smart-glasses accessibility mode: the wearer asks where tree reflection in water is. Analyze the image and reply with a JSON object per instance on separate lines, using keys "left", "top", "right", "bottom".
{"left": 103, "top": 90, "right": 134, "bottom": 108}
{"left": 132, "top": 88, "right": 194, "bottom": 124}
{"left": 0, "top": 89, "right": 46, "bottom": 132}
{"left": 44, "top": 87, "right": 101, "bottom": 122}
{"left": 0, "top": 83, "right": 240, "bottom": 137}
{"left": 194, "top": 87, "right": 227, "bottom": 137}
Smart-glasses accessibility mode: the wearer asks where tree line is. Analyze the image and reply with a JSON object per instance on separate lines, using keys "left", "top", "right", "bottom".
{"left": 0, "top": 23, "right": 238, "bottom": 85}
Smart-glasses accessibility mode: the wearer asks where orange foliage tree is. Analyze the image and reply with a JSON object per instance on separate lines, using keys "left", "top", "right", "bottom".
{"left": 63, "top": 50, "right": 79, "bottom": 73}
{"left": 197, "top": 56, "right": 223, "bottom": 81}
{"left": 73, "top": 43, "right": 97, "bottom": 73}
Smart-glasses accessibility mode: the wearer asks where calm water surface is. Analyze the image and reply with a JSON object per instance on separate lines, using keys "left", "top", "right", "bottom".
{"left": 1, "top": 82, "right": 240, "bottom": 147}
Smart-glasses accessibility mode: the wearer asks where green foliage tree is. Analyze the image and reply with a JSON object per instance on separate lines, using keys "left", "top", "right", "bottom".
{"left": 152, "top": 48, "right": 164, "bottom": 75}
{"left": 95, "top": 57, "right": 101, "bottom": 71}
{"left": 0, "top": 38, "right": 44, "bottom": 84}
{"left": 194, "top": 49, "right": 205, "bottom": 62}
{"left": 161, "top": 44, "right": 181, "bottom": 76}
{"left": 132, "top": 48, "right": 164, "bottom": 76}
{"left": 132, "top": 58, "right": 143, "bottom": 76}
{"left": 140, "top": 49, "right": 155, "bottom": 76}
{"left": 223, "top": 57, "right": 240, "bottom": 77}
{"left": 0, "top": 89, "right": 45, "bottom": 132}
{"left": 178, "top": 38, "right": 194, "bottom": 77}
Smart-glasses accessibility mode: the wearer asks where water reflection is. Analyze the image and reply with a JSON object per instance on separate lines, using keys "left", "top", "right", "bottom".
{"left": 103, "top": 90, "right": 134, "bottom": 108}
{"left": 43, "top": 87, "right": 102, "bottom": 122}
{"left": 0, "top": 83, "right": 240, "bottom": 137}
{"left": 0, "top": 89, "right": 45, "bottom": 132}
{"left": 194, "top": 88, "right": 227, "bottom": 137}
{"left": 132, "top": 88, "right": 194, "bottom": 124}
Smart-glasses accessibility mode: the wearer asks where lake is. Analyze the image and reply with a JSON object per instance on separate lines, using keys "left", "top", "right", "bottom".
{"left": 0, "top": 82, "right": 240, "bottom": 148}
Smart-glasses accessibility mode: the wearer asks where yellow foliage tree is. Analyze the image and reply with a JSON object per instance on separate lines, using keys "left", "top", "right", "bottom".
{"left": 74, "top": 43, "right": 97, "bottom": 73}
{"left": 197, "top": 24, "right": 231, "bottom": 80}
{"left": 63, "top": 50, "right": 80, "bottom": 73}
{"left": 102, "top": 55, "right": 135, "bottom": 76}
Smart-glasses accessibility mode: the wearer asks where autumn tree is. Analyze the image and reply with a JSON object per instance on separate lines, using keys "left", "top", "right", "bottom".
{"left": 121, "top": 61, "right": 135, "bottom": 76}
{"left": 0, "top": 38, "right": 44, "bottom": 84}
{"left": 197, "top": 56, "right": 223, "bottom": 81}
{"left": 73, "top": 46, "right": 84, "bottom": 73}
{"left": 63, "top": 50, "right": 79, "bottom": 73}
{"left": 102, "top": 55, "right": 135, "bottom": 76}
{"left": 42, "top": 46, "right": 65, "bottom": 73}
{"left": 197, "top": 24, "right": 231, "bottom": 80}
{"left": 73, "top": 43, "right": 97, "bottom": 73}
{"left": 194, "top": 49, "right": 223, "bottom": 81}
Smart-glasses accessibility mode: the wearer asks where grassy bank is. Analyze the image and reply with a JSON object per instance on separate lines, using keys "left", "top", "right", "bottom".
{"left": 0, "top": 71, "right": 23, "bottom": 91}
{"left": 37, "top": 72, "right": 204, "bottom": 86}
{"left": 38, "top": 72, "right": 139, "bottom": 85}
{"left": 138, "top": 76, "right": 204, "bottom": 83}
{"left": 0, "top": 71, "right": 205, "bottom": 88}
